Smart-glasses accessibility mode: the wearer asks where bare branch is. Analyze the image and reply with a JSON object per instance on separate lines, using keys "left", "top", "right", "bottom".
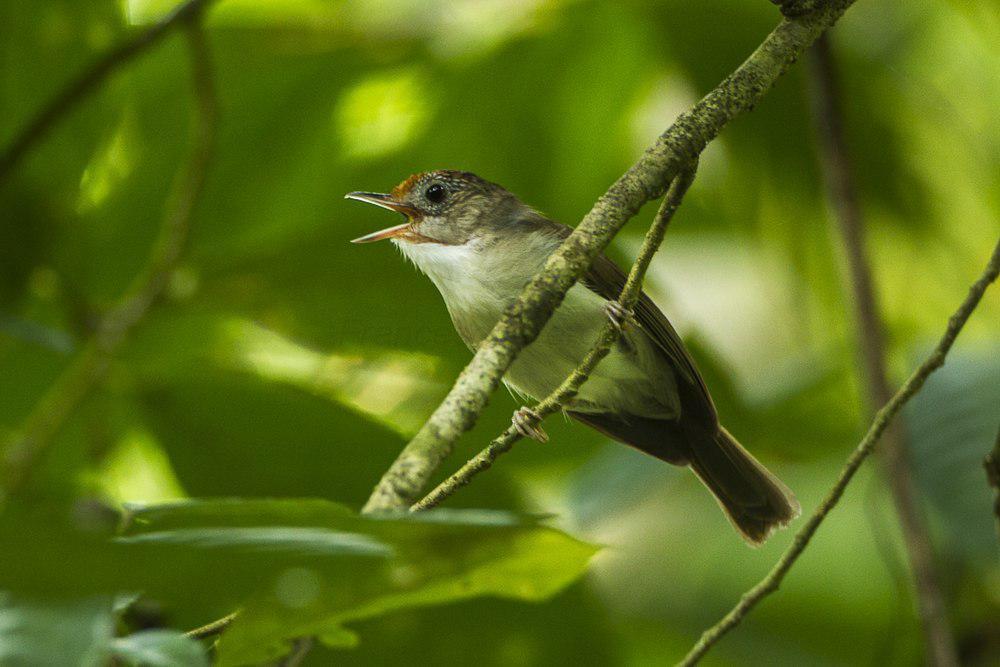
{"left": 0, "top": 0, "right": 216, "bottom": 186}
{"left": 412, "top": 168, "right": 697, "bottom": 512}
{"left": 809, "top": 33, "right": 958, "bottom": 666}
{"left": 678, "top": 236, "right": 1000, "bottom": 666}
{"left": 363, "top": 0, "right": 861, "bottom": 513}
{"left": 0, "top": 21, "right": 218, "bottom": 499}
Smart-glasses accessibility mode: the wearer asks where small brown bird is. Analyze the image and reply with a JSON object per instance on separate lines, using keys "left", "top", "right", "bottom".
{"left": 347, "top": 170, "right": 799, "bottom": 544}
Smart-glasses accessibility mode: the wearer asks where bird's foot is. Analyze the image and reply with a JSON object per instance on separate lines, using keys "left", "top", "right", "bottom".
{"left": 603, "top": 300, "right": 633, "bottom": 332}
{"left": 512, "top": 407, "right": 548, "bottom": 443}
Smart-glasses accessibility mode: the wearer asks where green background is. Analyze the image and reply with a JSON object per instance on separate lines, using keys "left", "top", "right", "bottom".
{"left": 1, "top": 0, "right": 998, "bottom": 664}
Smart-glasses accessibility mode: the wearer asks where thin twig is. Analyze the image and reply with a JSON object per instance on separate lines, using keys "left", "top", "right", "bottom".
{"left": 0, "top": 21, "right": 217, "bottom": 499}
{"left": 677, "top": 236, "right": 1000, "bottom": 666}
{"left": 186, "top": 611, "right": 313, "bottom": 664}
{"left": 363, "top": 0, "right": 861, "bottom": 513}
{"left": 186, "top": 610, "right": 240, "bottom": 640}
{"left": 0, "top": 0, "right": 215, "bottom": 185}
{"left": 412, "top": 168, "right": 697, "bottom": 512}
{"left": 809, "top": 34, "right": 958, "bottom": 666}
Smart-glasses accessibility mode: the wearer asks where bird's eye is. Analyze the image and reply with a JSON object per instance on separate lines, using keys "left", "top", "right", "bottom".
{"left": 424, "top": 183, "right": 446, "bottom": 204}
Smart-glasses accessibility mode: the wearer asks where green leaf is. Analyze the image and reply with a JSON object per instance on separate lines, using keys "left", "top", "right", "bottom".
{"left": 215, "top": 516, "right": 595, "bottom": 664}
{"left": 109, "top": 630, "right": 208, "bottom": 667}
{"left": 904, "top": 348, "right": 1000, "bottom": 562}
{"left": 0, "top": 499, "right": 596, "bottom": 665}
{"left": 121, "top": 500, "right": 596, "bottom": 664}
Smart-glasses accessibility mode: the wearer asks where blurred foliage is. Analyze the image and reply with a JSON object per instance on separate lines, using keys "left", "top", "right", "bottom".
{"left": 0, "top": 500, "right": 594, "bottom": 665}
{"left": 1, "top": 0, "right": 998, "bottom": 665}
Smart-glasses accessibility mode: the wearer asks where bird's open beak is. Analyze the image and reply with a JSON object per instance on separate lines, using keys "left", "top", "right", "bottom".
{"left": 345, "top": 191, "right": 419, "bottom": 243}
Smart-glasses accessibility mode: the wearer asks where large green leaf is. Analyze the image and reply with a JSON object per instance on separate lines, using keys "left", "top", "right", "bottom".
{"left": 122, "top": 500, "right": 597, "bottom": 664}
{"left": 904, "top": 348, "right": 1000, "bottom": 562}
{"left": 0, "top": 499, "right": 596, "bottom": 664}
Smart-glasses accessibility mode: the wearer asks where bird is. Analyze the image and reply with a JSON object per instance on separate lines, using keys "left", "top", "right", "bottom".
{"left": 346, "top": 170, "right": 799, "bottom": 544}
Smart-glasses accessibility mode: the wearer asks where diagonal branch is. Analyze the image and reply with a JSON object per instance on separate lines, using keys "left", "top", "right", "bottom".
{"left": 809, "top": 33, "right": 958, "bottom": 666}
{"left": 0, "top": 0, "right": 216, "bottom": 186}
{"left": 677, "top": 236, "right": 1000, "bottom": 666}
{"left": 0, "top": 21, "right": 218, "bottom": 500}
{"left": 412, "top": 167, "right": 697, "bottom": 512}
{"left": 363, "top": 0, "right": 862, "bottom": 513}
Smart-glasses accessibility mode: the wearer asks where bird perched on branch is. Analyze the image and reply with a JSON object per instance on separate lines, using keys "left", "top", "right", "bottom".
{"left": 347, "top": 170, "right": 799, "bottom": 544}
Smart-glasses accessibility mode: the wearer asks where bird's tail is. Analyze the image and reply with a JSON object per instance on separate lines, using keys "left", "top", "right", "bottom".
{"left": 687, "top": 426, "right": 800, "bottom": 545}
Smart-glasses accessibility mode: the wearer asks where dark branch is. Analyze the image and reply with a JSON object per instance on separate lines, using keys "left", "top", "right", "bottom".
{"left": 809, "top": 33, "right": 958, "bottom": 666}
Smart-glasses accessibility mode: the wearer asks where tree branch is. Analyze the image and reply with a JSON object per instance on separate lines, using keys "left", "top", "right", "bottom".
{"left": 0, "top": 0, "right": 216, "bottom": 186}
{"left": 678, "top": 236, "right": 1000, "bottom": 666}
{"left": 808, "top": 33, "right": 958, "bottom": 666}
{"left": 0, "top": 20, "right": 218, "bottom": 499}
{"left": 412, "top": 167, "right": 697, "bottom": 512}
{"left": 363, "top": 0, "right": 861, "bottom": 513}
{"left": 985, "top": 426, "right": 1000, "bottom": 537}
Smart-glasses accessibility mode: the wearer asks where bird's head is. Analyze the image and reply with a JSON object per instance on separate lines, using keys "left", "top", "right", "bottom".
{"left": 346, "top": 170, "right": 524, "bottom": 247}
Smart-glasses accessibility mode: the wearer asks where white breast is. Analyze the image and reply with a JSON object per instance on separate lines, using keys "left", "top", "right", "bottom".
{"left": 393, "top": 236, "right": 679, "bottom": 419}
{"left": 393, "top": 240, "right": 506, "bottom": 323}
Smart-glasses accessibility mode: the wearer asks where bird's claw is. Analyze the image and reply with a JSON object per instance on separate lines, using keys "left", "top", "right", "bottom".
{"left": 512, "top": 407, "right": 548, "bottom": 443}
{"left": 604, "top": 300, "right": 633, "bottom": 331}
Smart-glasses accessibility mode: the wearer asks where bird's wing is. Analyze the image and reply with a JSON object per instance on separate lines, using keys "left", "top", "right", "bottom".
{"left": 581, "top": 252, "right": 718, "bottom": 426}
{"left": 524, "top": 215, "right": 718, "bottom": 427}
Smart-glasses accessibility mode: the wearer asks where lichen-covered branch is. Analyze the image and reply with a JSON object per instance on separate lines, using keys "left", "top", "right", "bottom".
{"left": 0, "top": 0, "right": 216, "bottom": 186}
{"left": 363, "top": 0, "right": 860, "bottom": 513}
{"left": 412, "top": 168, "right": 697, "bottom": 512}
{"left": 809, "top": 34, "right": 958, "bottom": 666}
{"left": 0, "top": 21, "right": 217, "bottom": 499}
{"left": 678, "top": 236, "right": 1000, "bottom": 666}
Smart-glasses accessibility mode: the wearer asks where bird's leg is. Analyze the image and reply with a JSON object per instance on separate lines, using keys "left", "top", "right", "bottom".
{"left": 512, "top": 406, "right": 548, "bottom": 443}
{"left": 603, "top": 300, "right": 633, "bottom": 332}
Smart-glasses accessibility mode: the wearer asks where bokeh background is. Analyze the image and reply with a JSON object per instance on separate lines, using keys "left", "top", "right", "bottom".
{"left": 2, "top": 0, "right": 998, "bottom": 664}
